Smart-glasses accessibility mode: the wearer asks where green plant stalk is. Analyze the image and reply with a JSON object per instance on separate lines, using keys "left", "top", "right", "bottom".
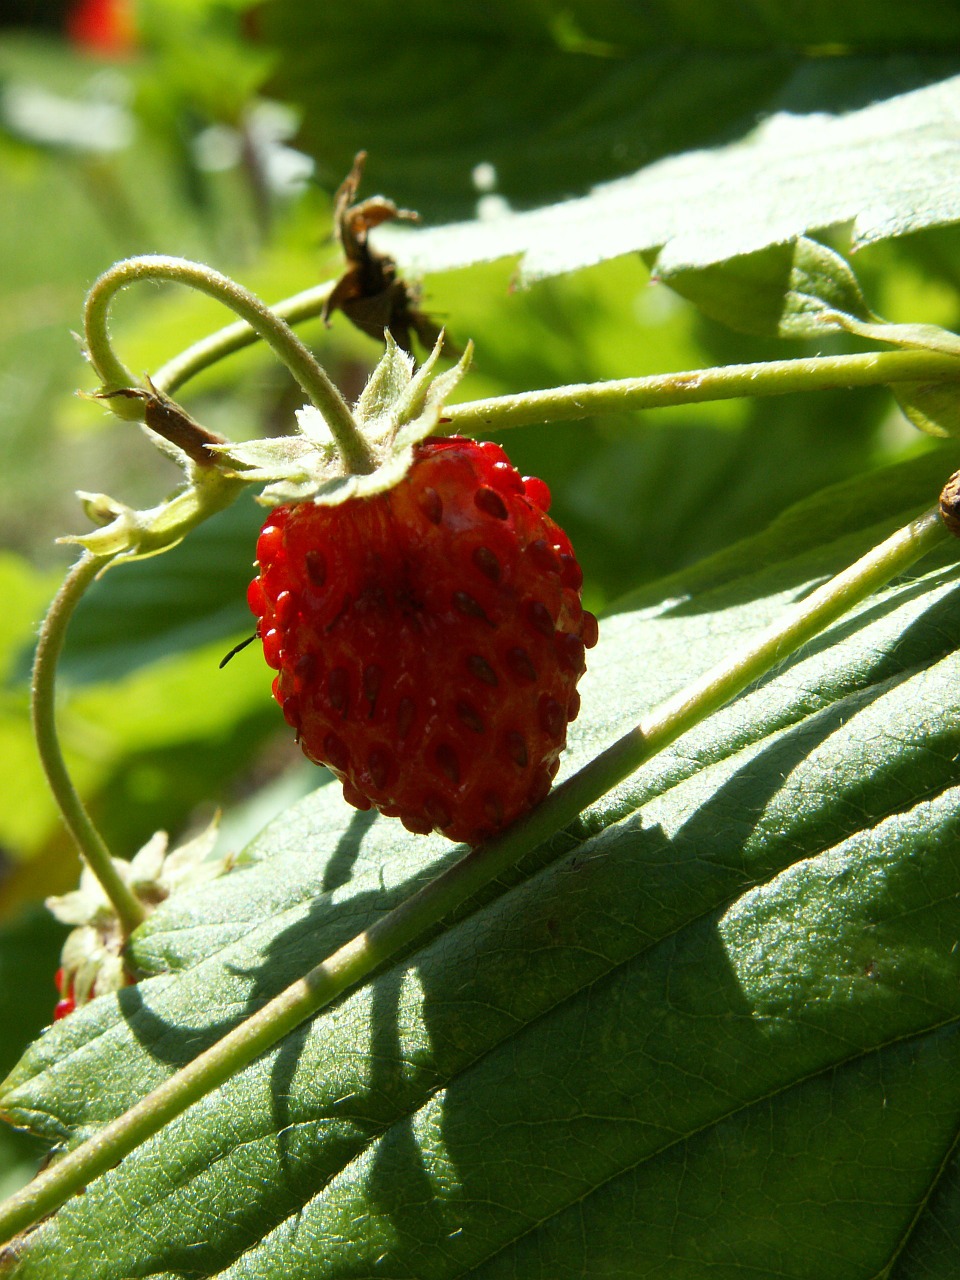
{"left": 31, "top": 464, "right": 245, "bottom": 928}
{"left": 445, "top": 347, "right": 960, "bottom": 433}
{"left": 83, "top": 256, "right": 374, "bottom": 475}
{"left": 0, "top": 502, "right": 948, "bottom": 1247}
{"left": 31, "top": 553, "right": 146, "bottom": 936}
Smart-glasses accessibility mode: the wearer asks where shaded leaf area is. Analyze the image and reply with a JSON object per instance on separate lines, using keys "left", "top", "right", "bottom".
{"left": 263, "top": 0, "right": 960, "bottom": 222}
{"left": 654, "top": 233, "right": 960, "bottom": 441}
{"left": 371, "top": 67, "right": 960, "bottom": 285}
{"left": 613, "top": 445, "right": 960, "bottom": 615}
{"left": 3, "top": 451, "right": 960, "bottom": 1276}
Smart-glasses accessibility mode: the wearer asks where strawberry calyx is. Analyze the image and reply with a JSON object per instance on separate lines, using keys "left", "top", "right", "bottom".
{"left": 210, "top": 331, "right": 473, "bottom": 510}
{"left": 67, "top": 334, "right": 469, "bottom": 571}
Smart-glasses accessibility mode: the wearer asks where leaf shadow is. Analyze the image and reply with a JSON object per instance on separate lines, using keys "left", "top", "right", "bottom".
{"left": 126, "top": 814, "right": 419, "bottom": 1075}
{"left": 320, "top": 807, "right": 378, "bottom": 893}
{"left": 299, "top": 666, "right": 902, "bottom": 1267}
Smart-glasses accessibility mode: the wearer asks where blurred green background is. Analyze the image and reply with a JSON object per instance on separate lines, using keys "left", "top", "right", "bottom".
{"left": 2, "top": 0, "right": 960, "bottom": 1195}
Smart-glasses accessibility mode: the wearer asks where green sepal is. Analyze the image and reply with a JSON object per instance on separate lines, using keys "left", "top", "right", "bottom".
{"left": 353, "top": 332, "right": 422, "bottom": 437}
{"left": 75, "top": 491, "right": 132, "bottom": 530}
{"left": 394, "top": 337, "right": 473, "bottom": 453}
{"left": 60, "top": 467, "right": 246, "bottom": 568}
{"left": 216, "top": 333, "right": 474, "bottom": 508}
{"left": 207, "top": 436, "right": 326, "bottom": 488}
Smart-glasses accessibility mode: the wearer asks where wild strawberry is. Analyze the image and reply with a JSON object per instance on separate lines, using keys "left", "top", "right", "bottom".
{"left": 249, "top": 436, "right": 597, "bottom": 846}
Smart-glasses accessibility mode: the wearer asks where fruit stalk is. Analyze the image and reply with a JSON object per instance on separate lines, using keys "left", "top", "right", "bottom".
{"left": 150, "top": 279, "right": 337, "bottom": 396}
{"left": 83, "top": 256, "right": 375, "bottom": 475}
{"left": 31, "top": 552, "right": 146, "bottom": 936}
{"left": 0, "top": 500, "right": 947, "bottom": 1248}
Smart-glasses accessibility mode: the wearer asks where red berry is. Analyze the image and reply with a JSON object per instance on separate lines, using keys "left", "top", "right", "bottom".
{"left": 54, "top": 994, "right": 76, "bottom": 1021}
{"left": 53, "top": 969, "right": 76, "bottom": 1021}
{"left": 65, "top": 0, "right": 136, "bottom": 54}
{"left": 249, "top": 437, "right": 597, "bottom": 846}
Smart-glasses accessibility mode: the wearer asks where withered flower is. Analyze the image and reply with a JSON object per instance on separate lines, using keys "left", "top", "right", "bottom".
{"left": 323, "top": 151, "right": 446, "bottom": 355}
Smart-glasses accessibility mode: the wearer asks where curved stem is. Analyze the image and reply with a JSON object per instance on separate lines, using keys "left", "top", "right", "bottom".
{"left": 444, "top": 347, "right": 960, "bottom": 433}
{"left": 0, "top": 502, "right": 948, "bottom": 1246}
{"left": 151, "top": 280, "right": 337, "bottom": 396}
{"left": 84, "top": 256, "right": 374, "bottom": 474}
{"left": 31, "top": 554, "right": 146, "bottom": 936}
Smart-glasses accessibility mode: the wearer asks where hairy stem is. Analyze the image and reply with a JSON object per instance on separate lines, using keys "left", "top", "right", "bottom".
{"left": 83, "top": 256, "right": 374, "bottom": 474}
{"left": 444, "top": 347, "right": 960, "bottom": 433}
{"left": 31, "top": 554, "right": 146, "bottom": 936}
{"left": 0, "top": 502, "right": 948, "bottom": 1246}
{"left": 109, "top": 278, "right": 960, "bottom": 431}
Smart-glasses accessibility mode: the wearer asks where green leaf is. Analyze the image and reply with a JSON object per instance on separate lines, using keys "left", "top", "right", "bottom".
{"left": 263, "top": 1, "right": 960, "bottom": 221}
{"left": 895, "top": 380, "right": 960, "bottom": 439}
{"left": 649, "top": 237, "right": 876, "bottom": 339}
{"left": 0, "top": 908, "right": 62, "bottom": 1201}
{"left": 3, "top": 449, "right": 960, "bottom": 1276}
{"left": 613, "top": 446, "right": 960, "bottom": 612}
{"left": 369, "top": 70, "right": 960, "bottom": 285}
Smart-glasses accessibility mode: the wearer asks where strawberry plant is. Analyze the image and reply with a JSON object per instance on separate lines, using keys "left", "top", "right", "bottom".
{"left": 2, "top": 6, "right": 960, "bottom": 1278}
